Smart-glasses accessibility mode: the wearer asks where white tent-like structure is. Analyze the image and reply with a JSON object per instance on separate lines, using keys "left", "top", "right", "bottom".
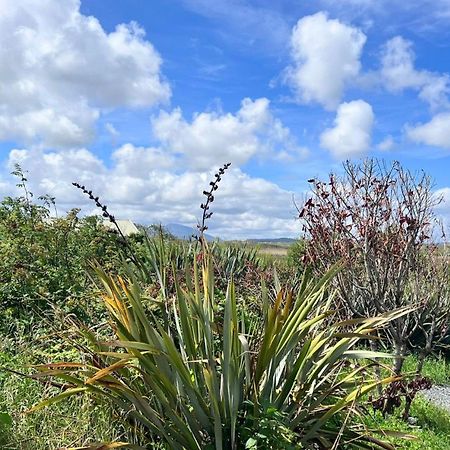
{"left": 103, "top": 219, "right": 140, "bottom": 237}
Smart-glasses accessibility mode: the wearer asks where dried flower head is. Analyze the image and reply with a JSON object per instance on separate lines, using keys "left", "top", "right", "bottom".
{"left": 196, "top": 162, "right": 231, "bottom": 240}
{"left": 72, "top": 182, "right": 139, "bottom": 266}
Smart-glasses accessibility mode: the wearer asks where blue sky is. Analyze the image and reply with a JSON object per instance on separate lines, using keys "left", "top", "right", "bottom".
{"left": 1, "top": 0, "right": 450, "bottom": 238}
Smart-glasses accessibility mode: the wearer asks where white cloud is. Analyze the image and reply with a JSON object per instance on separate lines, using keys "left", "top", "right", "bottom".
{"left": 1, "top": 90, "right": 306, "bottom": 238}
{"left": 285, "top": 12, "right": 366, "bottom": 110}
{"left": 151, "top": 98, "right": 304, "bottom": 170}
{"left": 0, "top": 0, "right": 170, "bottom": 148}
{"left": 406, "top": 112, "right": 450, "bottom": 148}
{"left": 7, "top": 146, "right": 107, "bottom": 203}
{"left": 377, "top": 135, "right": 394, "bottom": 151}
{"left": 0, "top": 106, "right": 98, "bottom": 149}
{"left": 380, "top": 36, "right": 450, "bottom": 110}
{"left": 106, "top": 123, "right": 120, "bottom": 138}
{"left": 5, "top": 147, "right": 299, "bottom": 239}
{"left": 320, "top": 100, "right": 374, "bottom": 158}
{"left": 112, "top": 144, "right": 174, "bottom": 177}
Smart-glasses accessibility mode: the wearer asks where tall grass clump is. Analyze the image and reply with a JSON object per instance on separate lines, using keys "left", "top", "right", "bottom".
{"left": 31, "top": 255, "right": 408, "bottom": 449}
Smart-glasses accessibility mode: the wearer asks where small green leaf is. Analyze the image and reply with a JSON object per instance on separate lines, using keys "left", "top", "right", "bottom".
{"left": 0, "top": 412, "right": 12, "bottom": 426}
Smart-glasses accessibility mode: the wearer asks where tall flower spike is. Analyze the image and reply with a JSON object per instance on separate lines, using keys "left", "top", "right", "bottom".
{"left": 196, "top": 162, "right": 231, "bottom": 243}
{"left": 72, "top": 182, "right": 140, "bottom": 266}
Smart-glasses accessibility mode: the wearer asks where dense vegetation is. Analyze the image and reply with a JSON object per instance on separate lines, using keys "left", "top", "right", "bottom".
{"left": 0, "top": 160, "right": 449, "bottom": 449}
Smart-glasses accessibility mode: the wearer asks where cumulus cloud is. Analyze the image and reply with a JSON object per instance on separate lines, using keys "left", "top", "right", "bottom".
{"left": 1, "top": 90, "right": 305, "bottom": 238}
{"left": 406, "top": 112, "right": 450, "bottom": 148}
{"left": 0, "top": 0, "right": 170, "bottom": 148}
{"left": 377, "top": 135, "right": 394, "bottom": 151}
{"left": 152, "top": 98, "right": 304, "bottom": 170}
{"left": 8, "top": 147, "right": 107, "bottom": 203}
{"left": 112, "top": 144, "right": 175, "bottom": 177}
{"left": 380, "top": 36, "right": 450, "bottom": 110}
{"left": 285, "top": 12, "right": 366, "bottom": 110}
{"left": 320, "top": 100, "right": 374, "bottom": 158}
{"left": 5, "top": 146, "right": 299, "bottom": 239}
{"left": 0, "top": 105, "right": 98, "bottom": 149}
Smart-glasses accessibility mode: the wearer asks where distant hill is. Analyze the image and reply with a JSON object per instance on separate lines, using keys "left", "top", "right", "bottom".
{"left": 141, "top": 222, "right": 295, "bottom": 243}
{"left": 165, "top": 223, "right": 216, "bottom": 241}
{"left": 245, "top": 237, "right": 297, "bottom": 244}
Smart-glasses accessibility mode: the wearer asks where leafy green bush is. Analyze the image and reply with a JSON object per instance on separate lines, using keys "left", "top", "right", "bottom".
{"left": 0, "top": 168, "right": 125, "bottom": 331}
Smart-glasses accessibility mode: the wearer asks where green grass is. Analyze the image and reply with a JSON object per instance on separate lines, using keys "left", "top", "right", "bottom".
{"left": 361, "top": 354, "right": 450, "bottom": 449}
{"left": 373, "top": 353, "right": 450, "bottom": 385}
{"left": 365, "top": 396, "right": 450, "bottom": 450}
{"left": 402, "top": 354, "right": 450, "bottom": 385}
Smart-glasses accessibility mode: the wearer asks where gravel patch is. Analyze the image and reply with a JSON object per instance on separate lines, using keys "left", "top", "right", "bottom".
{"left": 419, "top": 385, "right": 450, "bottom": 413}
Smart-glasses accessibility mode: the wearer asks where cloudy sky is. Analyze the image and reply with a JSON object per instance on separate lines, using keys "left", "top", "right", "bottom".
{"left": 1, "top": 0, "right": 450, "bottom": 238}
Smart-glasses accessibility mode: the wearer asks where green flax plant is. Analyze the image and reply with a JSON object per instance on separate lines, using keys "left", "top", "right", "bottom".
{"left": 210, "top": 243, "right": 263, "bottom": 280}
{"left": 29, "top": 249, "right": 407, "bottom": 449}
